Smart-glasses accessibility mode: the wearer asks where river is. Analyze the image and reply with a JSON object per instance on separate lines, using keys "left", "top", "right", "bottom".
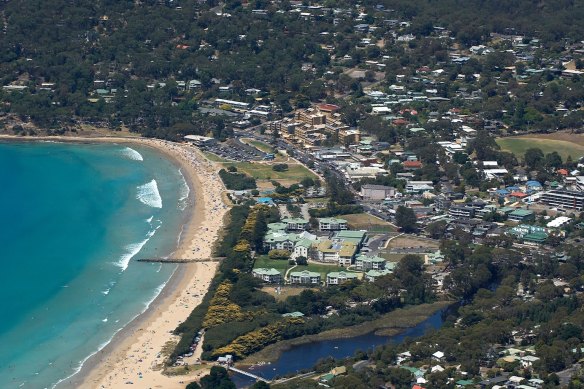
{"left": 231, "top": 308, "right": 447, "bottom": 387}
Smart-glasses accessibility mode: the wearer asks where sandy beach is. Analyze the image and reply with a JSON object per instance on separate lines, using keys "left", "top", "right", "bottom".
{"left": 82, "top": 138, "right": 228, "bottom": 389}
{"left": 0, "top": 135, "right": 229, "bottom": 388}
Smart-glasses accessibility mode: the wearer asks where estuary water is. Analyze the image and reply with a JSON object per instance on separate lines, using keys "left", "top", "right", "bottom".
{"left": 231, "top": 308, "right": 446, "bottom": 387}
{"left": 0, "top": 141, "right": 190, "bottom": 388}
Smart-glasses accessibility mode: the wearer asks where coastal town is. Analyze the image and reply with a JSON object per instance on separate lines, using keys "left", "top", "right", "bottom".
{"left": 179, "top": 96, "right": 584, "bottom": 387}
{"left": 1, "top": 0, "right": 584, "bottom": 388}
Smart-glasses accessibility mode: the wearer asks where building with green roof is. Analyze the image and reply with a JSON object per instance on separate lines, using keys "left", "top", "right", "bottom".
{"left": 252, "top": 268, "right": 282, "bottom": 283}
{"left": 289, "top": 270, "right": 321, "bottom": 285}
{"left": 335, "top": 230, "right": 367, "bottom": 247}
{"left": 354, "top": 254, "right": 387, "bottom": 271}
{"left": 327, "top": 271, "right": 359, "bottom": 285}
{"left": 281, "top": 217, "right": 309, "bottom": 231}
{"left": 522, "top": 231, "right": 548, "bottom": 244}
{"left": 508, "top": 209, "right": 535, "bottom": 222}
{"left": 365, "top": 269, "right": 392, "bottom": 282}
{"left": 263, "top": 232, "right": 297, "bottom": 251}
{"left": 292, "top": 238, "right": 315, "bottom": 259}
{"left": 267, "top": 222, "right": 288, "bottom": 232}
{"left": 282, "top": 311, "right": 305, "bottom": 318}
{"left": 264, "top": 230, "right": 317, "bottom": 252}
{"left": 318, "top": 217, "right": 348, "bottom": 231}
{"left": 399, "top": 366, "right": 425, "bottom": 378}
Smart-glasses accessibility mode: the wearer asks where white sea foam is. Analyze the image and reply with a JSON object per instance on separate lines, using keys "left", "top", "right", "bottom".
{"left": 136, "top": 180, "right": 162, "bottom": 208}
{"left": 115, "top": 223, "right": 161, "bottom": 271}
{"left": 102, "top": 318, "right": 108, "bottom": 323}
{"left": 101, "top": 288, "right": 110, "bottom": 295}
{"left": 121, "top": 146, "right": 144, "bottom": 161}
{"left": 146, "top": 215, "right": 154, "bottom": 224}
{"left": 177, "top": 169, "right": 190, "bottom": 210}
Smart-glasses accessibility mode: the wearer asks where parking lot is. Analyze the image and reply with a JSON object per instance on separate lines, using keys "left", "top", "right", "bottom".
{"left": 200, "top": 137, "right": 267, "bottom": 162}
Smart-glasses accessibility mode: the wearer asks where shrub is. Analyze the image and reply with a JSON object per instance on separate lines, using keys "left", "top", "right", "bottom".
{"left": 268, "top": 249, "right": 291, "bottom": 260}
{"left": 272, "top": 163, "right": 289, "bottom": 172}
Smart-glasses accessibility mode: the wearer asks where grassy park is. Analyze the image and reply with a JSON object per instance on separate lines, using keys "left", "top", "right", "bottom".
{"left": 343, "top": 213, "right": 397, "bottom": 232}
{"left": 253, "top": 255, "right": 292, "bottom": 273}
{"left": 386, "top": 235, "right": 440, "bottom": 250}
{"left": 242, "top": 138, "right": 274, "bottom": 154}
{"left": 496, "top": 135, "right": 584, "bottom": 161}
{"left": 231, "top": 162, "right": 315, "bottom": 180}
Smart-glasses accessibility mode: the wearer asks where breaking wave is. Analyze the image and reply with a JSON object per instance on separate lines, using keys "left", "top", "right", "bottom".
{"left": 121, "top": 147, "right": 144, "bottom": 161}
{"left": 136, "top": 179, "right": 162, "bottom": 208}
{"left": 115, "top": 222, "right": 162, "bottom": 271}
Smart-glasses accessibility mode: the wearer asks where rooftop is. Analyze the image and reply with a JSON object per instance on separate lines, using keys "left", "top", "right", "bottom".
{"left": 290, "top": 270, "right": 320, "bottom": 277}
{"left": 327, "top": 271, "right": 359, "bottom": 279}
{"left": 319, "top": 217, "right": 347, "bottom": 223}
{"left": 253, "top": 268, "right": 281, "bottom": 276}
{"left": 509, "top": 209, "right": 534, "bottom": 216}
{"left": 366, "top": 269, "right": 392, "bottom": 278}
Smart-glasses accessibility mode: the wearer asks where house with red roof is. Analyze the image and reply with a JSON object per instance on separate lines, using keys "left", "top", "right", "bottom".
{"left": 403, "top": 160, "right": 423, "bottom": 170}
{"left": 393, "top": 118, "right": 409, "bottom": 126}
{"left": 510, "top": 191, "right": 528, "bottom": 200}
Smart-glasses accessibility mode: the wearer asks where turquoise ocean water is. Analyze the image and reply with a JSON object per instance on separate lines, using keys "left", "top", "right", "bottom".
{"left": 0, "top": 141, "right": 190, "bottom": 388}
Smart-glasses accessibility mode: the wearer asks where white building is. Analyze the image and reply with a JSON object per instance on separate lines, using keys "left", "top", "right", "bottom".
{"left": 318, "top": 218, "right": 348, "bottom": 231}
{"left": 547, "top": 216, "right": 571, "bottom": 228}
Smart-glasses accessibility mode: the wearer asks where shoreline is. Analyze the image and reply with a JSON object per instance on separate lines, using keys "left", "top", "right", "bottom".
{"left": 0, "top": 135, "right": 229, "bottom": 388}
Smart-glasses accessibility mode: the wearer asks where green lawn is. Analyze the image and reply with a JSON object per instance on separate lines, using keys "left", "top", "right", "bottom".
{"left": 244, "top": 139, "right": 274, "bottom": 153}
{"left": 298, "top": 262, "right": 348, "bottom": 280}
{"left": 227, "top": 162, "right": 317, "bottom": 181}
{"left": 343, "top": 213, "right": 397, "bottom": 232}
{"left": 253, "top": 256, "right": 291, "bottom": 273}
{"left": 496, "top": 137, "right": 584, "bottom": 161}
{"left": 202, "top": 151, "right": 231, "bottom": 163}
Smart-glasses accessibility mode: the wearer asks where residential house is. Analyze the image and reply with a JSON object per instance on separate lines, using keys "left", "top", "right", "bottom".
{"left": 318, "top": 217, "right": 348, "bottom": 231}
{"left": 282, "top": 217, "right": 310, "bottom": 231}
{"left": 432, "top": 351, "right": 445, "bottom": 361}
{"left": 365, "top": 269, "right": 392, "bottom": 281}
{"left": 403, "top": 160, "right": 423, "bottom": 170}
{"left": 425, "top": 250, "right": 445, "bottom": 265}
{"left": 252, "top": 268, "right": 282, "bottom": 283}
{"left": 354, "top": 254, "right": 387, "bottom": 271}
{"left": 326, "top": 271, "right": 359, "bottom": 285}
{"left": 263, "top": 232, "right": 296, "bottom": 251}
{"left": 292, "top": 239, "right": 314, "bottom": 259}
{"left": 289, "top": 270, "right": 321, "bottom": 285}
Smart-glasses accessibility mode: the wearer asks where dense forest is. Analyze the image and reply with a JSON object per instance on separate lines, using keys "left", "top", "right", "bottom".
{"left": 0, "top": 0, "right": 583, "bottom": 138}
